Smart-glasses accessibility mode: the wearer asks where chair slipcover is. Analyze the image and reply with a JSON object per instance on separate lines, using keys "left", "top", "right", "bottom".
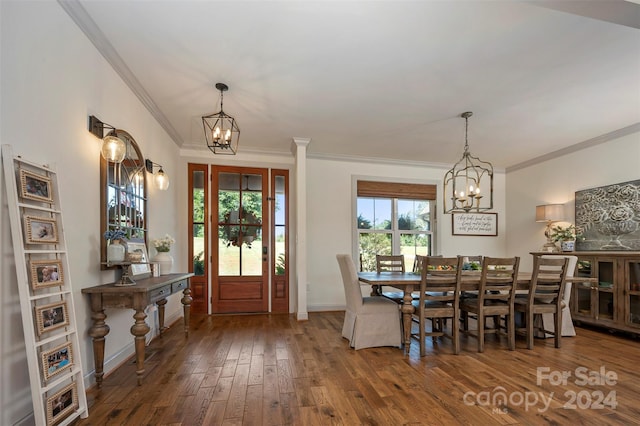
{"left": 337, "top": 254, "right": 402, "bottom": 350}
{"left": 536, "top": 255, "right": 578, "bottom": 337}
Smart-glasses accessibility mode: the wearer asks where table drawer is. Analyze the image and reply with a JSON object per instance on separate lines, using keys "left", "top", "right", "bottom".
{"left": 172, "top": 279, "right": 188, "bottom": 293}
{"left": 149, "top": 285, "right": 171, "bottom": 302}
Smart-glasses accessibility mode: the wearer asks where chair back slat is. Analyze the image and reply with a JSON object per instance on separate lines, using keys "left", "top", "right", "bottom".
{"left": 376, "top": 254, "right": 405, "bottom": 273}
{"left": 419, "top": 256, "right": 464, "bottom": 307}
{"left": 528, "top": 256, "right": 568, "bottom": 305}
{"left": 478, "top": 256, "right": 520, "bottom": 304}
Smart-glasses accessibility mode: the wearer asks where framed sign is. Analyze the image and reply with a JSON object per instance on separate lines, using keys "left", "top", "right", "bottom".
{"left": 452, "top": 212, "right": 498, "bottom": 236}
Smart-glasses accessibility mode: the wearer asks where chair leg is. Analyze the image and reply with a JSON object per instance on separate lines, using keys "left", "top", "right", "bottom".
{"left": 477, "top": 312, "right": 485, "bottom": 353}
{"left": 420, "top": 316, "right": 426, "bottom": 357}
{"left": 452, "top": 312, "right": 460, "bottom": 355}
{"left": 554, "top": 311, "right": 562, "bottom": 348}
{"left": 507, "top": 313, "right": 515, "bottom": 351}
{"left": 461, "top": 311, "right": 469, "bottom": 331}
{"left": 526, "top": 310, "right": 534, "bottom": 350}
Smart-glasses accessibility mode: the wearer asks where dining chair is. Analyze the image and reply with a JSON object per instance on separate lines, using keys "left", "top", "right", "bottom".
{"left": 411, "top": 256, "right": 464, "bottom": 356}
{"left": 376, "top": 254, "right": 408, "bottom": 303}
{"left": 459, "top": 256, "right": 520, "bottom": 352}
{"left": 376, "top": 254, "right": 405, "bottom": 272}
{"left": 536, "top": 255, "right": 578, "bottom": 337}
{"left": 336, "top": 254, "right": 402, "bottom": 350}
{"left": 514, "top": 256, "right": 568, "bottom": 349}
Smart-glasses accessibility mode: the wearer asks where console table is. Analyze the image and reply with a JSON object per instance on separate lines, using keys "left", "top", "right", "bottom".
{"left": 82, "top": 273, "right": 193, "bottom": 387}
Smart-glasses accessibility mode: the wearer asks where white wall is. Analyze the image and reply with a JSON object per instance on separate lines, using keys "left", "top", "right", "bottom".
{"left": 506, "top": 131, "right": 640, "bottom": 272}
{"left": 306, "top": 156, "right": 507, "bottom": 310}
{"left": 0, "top": 2, "right": 184, "bottom": 424}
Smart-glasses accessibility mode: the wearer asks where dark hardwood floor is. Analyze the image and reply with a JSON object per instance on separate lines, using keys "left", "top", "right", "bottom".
{"left": 75, "top": 312, "right": 640, "bottom": 425}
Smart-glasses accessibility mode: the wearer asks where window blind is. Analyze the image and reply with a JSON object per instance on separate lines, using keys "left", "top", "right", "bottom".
{"left": 357, "top": 180, "right": 436, "bottom": 200}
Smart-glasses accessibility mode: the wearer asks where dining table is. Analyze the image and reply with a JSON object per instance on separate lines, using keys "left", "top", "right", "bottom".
{"left": 357, "top": 271, "right": 596, "bottom": 354}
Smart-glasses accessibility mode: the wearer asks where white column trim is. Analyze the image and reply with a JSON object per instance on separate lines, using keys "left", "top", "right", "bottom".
{"left": 293, "top": 137, "right": 310, "bottom": 321}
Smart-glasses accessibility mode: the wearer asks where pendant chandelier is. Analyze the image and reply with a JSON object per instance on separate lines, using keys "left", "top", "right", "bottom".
{"left": 443, "top": 112, "right": 494, "bottom": 213}
{"left": 202, "top": 82, "right": 240, "bottom": 155}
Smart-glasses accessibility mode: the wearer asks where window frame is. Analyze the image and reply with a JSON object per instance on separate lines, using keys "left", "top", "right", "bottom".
{"left": 352, "top": 177, "right": 438, "bottom": 272}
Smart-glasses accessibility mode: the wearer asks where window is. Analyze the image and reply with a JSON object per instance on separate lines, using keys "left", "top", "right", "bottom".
{"left": 356, "top": 180, "right": 436, "bottom": 272}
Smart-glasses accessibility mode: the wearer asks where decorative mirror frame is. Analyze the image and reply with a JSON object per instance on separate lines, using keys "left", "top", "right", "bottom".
{"left": 100, "top": 129, "right": 148, "bottom": 269}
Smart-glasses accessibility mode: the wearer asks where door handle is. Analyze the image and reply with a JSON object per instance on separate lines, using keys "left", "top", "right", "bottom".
{"left": 263, "top": 246, "right": 268, "bottom": 261}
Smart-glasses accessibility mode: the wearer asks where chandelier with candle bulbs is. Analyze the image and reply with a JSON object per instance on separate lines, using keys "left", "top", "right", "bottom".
{"left": 202, "top": 82, "right": 240, "bottom": 155}
{"left": 443, "top": 112, "right": 494, "bottom": 213}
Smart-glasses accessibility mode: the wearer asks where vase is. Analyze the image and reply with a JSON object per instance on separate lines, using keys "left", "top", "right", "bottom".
{"left": 107, "top": 239, "right": 126, "bottom": 263}
{"left": 561, "top": 240, "right": 575, "bottom": 252}
{"left": 153, "top": 251, "right": 173, "bottom": 275}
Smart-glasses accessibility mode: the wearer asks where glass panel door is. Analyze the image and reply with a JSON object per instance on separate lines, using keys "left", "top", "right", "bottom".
{"left": 213, "top": 167, "right": 268, "bottom": 313}
{"left": 188, "top": 164, "right": 208, "bottom": 314}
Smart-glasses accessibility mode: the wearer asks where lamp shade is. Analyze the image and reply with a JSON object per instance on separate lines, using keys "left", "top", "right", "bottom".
{"left": 535, "top": 204, "right": 564, "bottom": 222}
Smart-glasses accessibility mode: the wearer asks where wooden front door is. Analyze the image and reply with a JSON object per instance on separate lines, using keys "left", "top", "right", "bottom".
{"left": 213, "top": 167, "right": 269, "bottom": 313}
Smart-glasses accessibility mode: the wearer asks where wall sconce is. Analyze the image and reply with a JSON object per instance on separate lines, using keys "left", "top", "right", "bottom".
{"left": 535, "top": 204, "right": 564, "bottom": 252}
{"left": 88, "top": 115, "right": 126, "bottom": 163}
{"left": 145, "top": 159, "right": 170, "bottom": 190}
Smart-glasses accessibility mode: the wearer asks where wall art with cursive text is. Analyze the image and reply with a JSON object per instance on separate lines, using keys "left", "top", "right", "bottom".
{"left": 452, "top": 212, "right": 498, "bottom": 236}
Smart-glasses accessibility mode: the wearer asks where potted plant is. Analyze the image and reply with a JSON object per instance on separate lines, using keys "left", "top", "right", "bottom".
{"left": 550, "top": 224, "right": 577, "bottom": 252}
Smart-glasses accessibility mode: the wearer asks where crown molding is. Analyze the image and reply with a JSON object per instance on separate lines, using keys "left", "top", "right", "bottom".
{"left": 57, "top": 0, "right": 183, "bottom": 146}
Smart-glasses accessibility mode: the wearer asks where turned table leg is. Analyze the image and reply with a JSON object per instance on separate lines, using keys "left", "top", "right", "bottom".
{"left": 181, "top": 287, "right": 192, "bottom": 337}
{"left": 88, "top": 294, "right": 110, "bottom": 389}
{"left": 401, "top": 284, "right": 415, "bottom": 355}
{"left": 156, "top": 298, "right": 167, "bottom": 335}
{"left": 130, "top": 308, "right": 150, "bottom": 386}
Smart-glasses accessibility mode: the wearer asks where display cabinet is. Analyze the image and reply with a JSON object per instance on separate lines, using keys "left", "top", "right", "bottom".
{"left": 533, "top": 251, "right": 640, "bottom": 335}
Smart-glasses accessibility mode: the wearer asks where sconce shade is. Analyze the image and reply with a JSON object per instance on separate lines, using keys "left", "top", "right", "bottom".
{"left": 145, "top": 158, "right": 170, "bottom": 191}
{"left": 202, "top": 82, "right": 240, "bottom": 155}
{"left": 155, "top": 168, "right": 170, "bottom": 190}
{"left": 89, "top": 115, "right": 126, "bottom": 163}
{"left": 100, "top": 134, "right": 127, "bottom": 163}
{"left": 535, "top": 204, "right": 564, "bottom": 222}
{"left": 443, "top": 112, "right": 494, "bottom": 213}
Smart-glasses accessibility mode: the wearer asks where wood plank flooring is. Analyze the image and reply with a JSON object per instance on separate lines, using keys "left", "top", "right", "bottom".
{"left": 75, "top": 312, "right": 640, "bottom": 425}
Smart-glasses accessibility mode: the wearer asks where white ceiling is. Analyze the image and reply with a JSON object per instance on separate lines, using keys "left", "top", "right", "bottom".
{"left": 62, "top": 0, "right": 640, "bottom": 170}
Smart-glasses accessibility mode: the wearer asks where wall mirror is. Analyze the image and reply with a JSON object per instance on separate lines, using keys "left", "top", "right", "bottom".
{"left": 100, "top": 129, "right": 147, "bottom": 268}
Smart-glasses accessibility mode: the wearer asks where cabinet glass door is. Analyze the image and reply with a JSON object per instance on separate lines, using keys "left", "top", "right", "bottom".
{"left": 627, "top": 260, "right": 640, "bottom": 327}
{"left": 596, "top": 260, "right": 615, "bottom": 321}
{"left": 575, "top": 259, "right": 594, "bottom": 317}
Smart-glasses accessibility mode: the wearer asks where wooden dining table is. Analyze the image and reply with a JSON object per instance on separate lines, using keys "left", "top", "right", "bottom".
{"left": 357, "top": 271, "right": 595, "bottom": 354}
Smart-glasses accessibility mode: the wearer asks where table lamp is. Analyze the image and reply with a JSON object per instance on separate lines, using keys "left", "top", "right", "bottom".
{"left": 535, "top": 204, "right": 564, "bottom": 252}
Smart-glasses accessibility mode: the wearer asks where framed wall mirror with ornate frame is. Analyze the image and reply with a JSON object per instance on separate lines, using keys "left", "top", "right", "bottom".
{"left": 100, "top": 129, "right": 148, "bottom": 269}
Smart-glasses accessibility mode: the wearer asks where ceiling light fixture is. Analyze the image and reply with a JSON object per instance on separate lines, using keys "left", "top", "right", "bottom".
{"left": 88, "top": 115, "right": 126, "bottom": 163}
{"left": 202, "top": 82, "right": 240, "bottom": 155}
{"left": 443, "top": 112, "right": 494, "bottom": 213}
{"left": 145, "top": 159, "right": 170, "bottom": 191}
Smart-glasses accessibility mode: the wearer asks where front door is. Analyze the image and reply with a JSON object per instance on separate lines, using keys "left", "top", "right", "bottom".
{"left": 212, "top": 167, "right": 269, "bottom": 313}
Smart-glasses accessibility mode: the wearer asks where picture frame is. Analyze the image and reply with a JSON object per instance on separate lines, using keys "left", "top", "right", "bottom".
{"left": 126, "top": 240, "right": 151, "bottom": 277}
{"left": 29, "top": 259, "right": 64, "bottom": 290}
{"left": 19, "top": 169, "right": 53, "bottom": 203}
{"left": 41, "top": 342, "right": 73, "bottom": 381}
{"left": 24, "top": 215, "right": 59, "bottom": 244}
{"left": 46, "top": 382, "right": 78, "bottom": 425}
{"left": 35, "top": 301, "right": 69, "bottom": 336}
{"left": 452, "top": 212, "right": 498, "bottom": 236}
